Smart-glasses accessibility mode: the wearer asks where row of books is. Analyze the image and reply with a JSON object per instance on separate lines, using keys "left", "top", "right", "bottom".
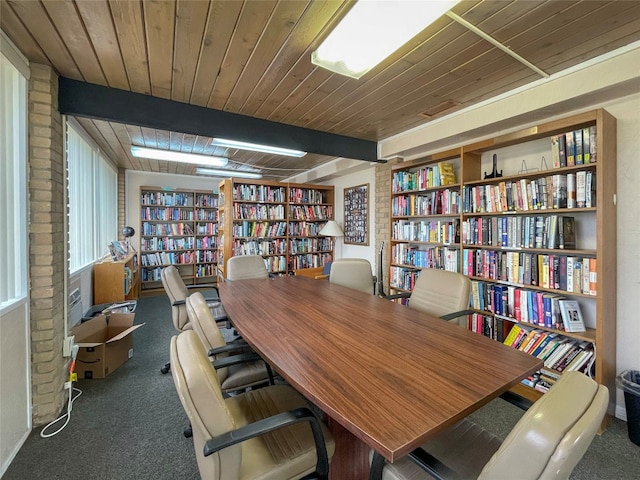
{"left": 461, "top": 215, "right": 575, "bottom": 250}
{"left": 195, "top": 264, "right": 217, "bottom": 277}
{"left": 233, "top": 239, "right": 287, "bottom": 256}
{"left": 195, "top": 208, "right": 218, "bottom": 221}
{"left": 196, "top": 223, "right": 218, "bottom": 235}
{"left": 462, "top": 171, "right": 596, "bottom": 213}
{"left": 195, "top": 236, "right": 218, "bottom": 249}
{"left": 288, "top": 188, "right": 327, "bottom": 205}
{"left": 194, "top": 193, "right": 218, "bottom": 208}
{"left": 195, "top": 249, "right": 218, "bottom": 263}
{"left": 140, "top": 236, "right": 194, "bottom": 251}
{"left": 234, "top": 204, "right": 285, "bottom": 221}
{"left": 289, "top": 205, "right": 333, "bottom": 221}
{"left": 289, "top": 238, "right": 332, "bottom": 254}
{"left": 389, "top": 264, "right": 458, "bottom": 291}
{"left": 551, "top": 127, "right": 597, "bottom": 168}
{"left": 392, "top": 161, "right": 457, "bottom": 193}
{"left": 391, "top": 245, "right": 459, "bottom": 270}
{"left": 391, "top": 189, "right": 460, "bottom": 217}
{"left": 141, "top": 222, "right": 194, "bottom": 236}
{"left": 233, "top": 221, "right": 288, "bottom": 238}
{"left": 462, "top": 249, "right": 596, "bottom": 295}
{"left": 233, "top": 184, "right": 286, "bottom": 203}
{"left": 470, "top": 281, "right": 586, "bottom": 332}
{"left": 140, "top": 251, "right": 194, "bottom": 267}
{"left": 467, "top": 313, "right": 504, "bottom": 341}
{"left": 123, "top": 266, "right": 134, "bottom": 295}
{"left": 289, "top": 253, "right": 332, "bottom": 270}
{"left": 141, "top": 206, "right": 194, "bottom": 221}
{"left": 264, "top": 255, "right": 287, "bottom": 273}
{"left": 141, "top": 191, "right": 195, "bottom": 207}
{"left": 288, "top": 221, "right": 326, "bottom": 237}
{"left": 392, "top": 219, "right": 459, "bottom": 244}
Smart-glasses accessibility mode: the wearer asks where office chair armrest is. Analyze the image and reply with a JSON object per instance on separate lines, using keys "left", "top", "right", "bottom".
{"left": 211, "top": 352, "right": 262, "bottom": 369}
{"left": 382, "top": 292, "right": 411, "bottom": 301}
{"left": 369, "top": 448, "right": 463, "bottom": 480}
{"left": 171, "top": 299, "right": 186, "bottom": 307}
{"left": 208, "top": 341, "right": 251, "bottom": 357}
{"left": 203, "top": 407, "right": 330, "bottom": 476}
{"left": 185, "top": 283, "right": 220, "bottom": 294}
{"left": 439, "top": 309, "right": 476, "bottom": 322}
{"left": 499, "top": 390, "right": 533, "bottom": 411}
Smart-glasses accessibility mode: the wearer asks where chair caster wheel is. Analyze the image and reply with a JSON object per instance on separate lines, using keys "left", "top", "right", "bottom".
{"left": 184, "top": 425, "right": 193, "bottom": 438}
{"left": 160, "top": 364, "right": 170, "bottom": 374}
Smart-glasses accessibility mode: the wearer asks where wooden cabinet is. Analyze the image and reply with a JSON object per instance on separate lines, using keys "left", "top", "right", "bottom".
{"left": 139, "top": 187, "right": 220, "bottom": 294}
{"left": 388, "top": 109, "right": 616, "bottom": 419}
{"left": 217, "top": 179, "right": 334, "bottom": 279}
{"left": 93, "top": 252, "right": 139, "bottom": 304}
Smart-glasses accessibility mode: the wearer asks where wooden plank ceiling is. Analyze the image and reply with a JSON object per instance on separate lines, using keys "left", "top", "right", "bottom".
{"left": 2, "top": 0, "right": 640, "bottom": 180}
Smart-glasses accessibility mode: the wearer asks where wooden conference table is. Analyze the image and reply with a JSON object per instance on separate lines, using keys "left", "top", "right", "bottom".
{"left": 218, "top": 276, "right": 542, "bottom": 479}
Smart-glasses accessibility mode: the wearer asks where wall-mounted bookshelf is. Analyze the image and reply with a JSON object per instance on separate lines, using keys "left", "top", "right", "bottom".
{"left": 139, "top": 187, "right": 220, "bottom": 294}
{"left": 217, "top": 179, "right": 334, "bottom": 279}
{"left": 388, "top": 109, "right": 616, "bottom": 425}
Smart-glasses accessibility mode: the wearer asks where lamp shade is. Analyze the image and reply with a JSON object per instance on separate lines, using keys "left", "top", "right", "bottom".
{"left": 319, "top": 220, "right": 343, "bottom": 237}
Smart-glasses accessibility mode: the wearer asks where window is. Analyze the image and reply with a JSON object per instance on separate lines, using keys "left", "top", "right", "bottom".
{"left": 0, "top": 49, "right": 28, "bottom": 308}
{"left": 67, "top": 121, "right": 118, "bottom": 272}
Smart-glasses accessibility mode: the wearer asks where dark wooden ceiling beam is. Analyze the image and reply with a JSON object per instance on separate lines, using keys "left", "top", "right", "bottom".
{"left": 57, "top": 77, "right": 382, "bottom": 163}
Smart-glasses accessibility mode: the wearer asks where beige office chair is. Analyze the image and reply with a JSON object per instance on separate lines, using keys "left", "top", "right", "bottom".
{"left": 160, "top": 265, "right": 228, "bottom": 374}
{"left": 370, "top": 370, "right": 608, "bottom": 480}
{"left": 226, "top": 254, "right": 270, "bottom": 280}
{"left": 387, "top": 268, "right": 472, "bottom": 325}
{"left": 329, "top": 258, "right": 376, "bottom": 294}
{"left": 186, "top": 292, "right": 272, "bottom": 395}
{"left": 170, "top": 330, "right": 336, "bottom": 480}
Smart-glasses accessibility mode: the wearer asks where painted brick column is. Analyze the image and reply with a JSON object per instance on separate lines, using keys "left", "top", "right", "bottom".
{"left": 29, "top": 63, "right": 66, "bottom": 424}
{"left": 374, "top": 158, "right": 402, "bottom": 294}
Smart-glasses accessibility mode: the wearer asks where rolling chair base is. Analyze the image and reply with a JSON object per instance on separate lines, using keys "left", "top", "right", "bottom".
{"left": 161, "top": 362, "right": 171, "bottom": 374}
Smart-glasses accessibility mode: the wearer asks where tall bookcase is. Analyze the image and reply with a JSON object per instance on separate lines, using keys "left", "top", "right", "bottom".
{"left": 389, "top": 109, "right": 616, "bottom": 418}
{"left": 217, "top": 178, "right": 334, "bottom": 279}
{"left": 139, "top": 187, "right": 220, "bottom": 294}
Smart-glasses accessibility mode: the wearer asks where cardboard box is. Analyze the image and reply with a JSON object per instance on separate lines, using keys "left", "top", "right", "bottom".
{"left": 71, "top": 313, "right": 144, "bottom": 379}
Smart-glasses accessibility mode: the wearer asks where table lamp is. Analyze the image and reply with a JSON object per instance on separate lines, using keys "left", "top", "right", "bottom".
{"left": 319, "top": 220, "right": 344, "bottom": 260}
{"left": 121, "top": 226, "right": 136, "bottom": 253}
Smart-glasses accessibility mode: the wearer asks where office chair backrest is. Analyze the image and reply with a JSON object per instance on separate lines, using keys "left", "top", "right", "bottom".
{"left": 479, "top": 371, "right": 608, "bottom": 480}
{"left": 186, "top": 292, "right": 231, "bottom": 382}
{"left": 226, "top": 254, "right": 269, "bottom": 281}
{"left": 329, "top": 258, "right": 375, "bottom": 294}
{"left": 161, "top": 265, "right": 191, "bottom": 331}
{"left": 170, "top": 330, "right": 241, "bottom": 480}
{"left": 408, "top": 268, "right": 471, "bottom": 320}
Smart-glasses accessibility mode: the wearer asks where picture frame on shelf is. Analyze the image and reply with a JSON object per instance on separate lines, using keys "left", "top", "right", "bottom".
{"left": 344, "top": 183, "right": 369, "bottom": 245}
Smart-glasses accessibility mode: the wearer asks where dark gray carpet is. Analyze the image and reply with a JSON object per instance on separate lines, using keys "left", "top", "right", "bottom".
{"left": 5, "top": 295, "right": 640, "bottom": 479}
{"left": 4, "top": 295, "right": 199, "bottom": 480}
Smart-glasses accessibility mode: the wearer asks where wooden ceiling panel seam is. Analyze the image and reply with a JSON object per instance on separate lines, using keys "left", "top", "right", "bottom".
{"left": 109, "top": 121, "right": 143, "bottom": 171}
{"left": 109, "top": 0, "right": 152, "bottom": 95}
{"left": 237, "top": 0, "right": 350, "bottom": 117}
{"left": 142, "top": 0, "right": 175, "bottom": 100}
{"left": 206, "top": 0, "right": 277, "bottom": 111}
{"left": 222, "top": 0, "right": 309, "bottom": 113}
{"left": 305, "top": 22, "right": 480, "bottom": 135}
{"left": 190, "top": 0, "right": 243, "bottom": 106}
{"left": 74, "top": 0, "right": 130, "bottom": 90}
{"left": 6, "top": 0, "right": 83, "bottom": 79}
{"left": 332, "top": 43, "right": 511, "bottom": 137}
{"left": 40, "top": 0, "right": 108, "bottom": 86}
{"left": 296, "top": 16, "right": 466, "bottom": 134}
{"left": 518, "top": 1, "right": 640, "bottom": 69}
{"left": 0, "top": 2, "right": 51, "bottom": 66}
{"left": 170, "top": 0, "right": 210, "bottom": 104}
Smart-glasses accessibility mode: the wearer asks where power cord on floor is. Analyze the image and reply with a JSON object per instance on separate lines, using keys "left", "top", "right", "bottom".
{"left": 40, "top": 345, "right": 82, "bottom": 438}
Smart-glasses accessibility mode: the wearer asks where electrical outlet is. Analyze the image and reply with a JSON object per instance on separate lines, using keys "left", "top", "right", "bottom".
{"left": 63, "top": 335, "right": 75, "bottom": 357}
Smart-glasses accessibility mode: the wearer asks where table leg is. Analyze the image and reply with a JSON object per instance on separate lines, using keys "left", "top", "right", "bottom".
{"left": 327, "top": 417, "right": 371, "bottom": 480}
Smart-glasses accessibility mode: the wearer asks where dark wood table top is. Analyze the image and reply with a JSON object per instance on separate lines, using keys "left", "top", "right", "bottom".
{"left": 218, "top": 276, "right": 542, "bottom": 462}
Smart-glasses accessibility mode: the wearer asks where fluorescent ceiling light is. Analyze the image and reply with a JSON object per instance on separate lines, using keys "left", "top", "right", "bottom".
{"left": 130, "top": 146, "right": 228, "bottom": 167}
{"left": 312, "top": 0, "right": 462, "bottom": 79}
{"left": 196, "top": 167, "right": 263, "bottom": 179}
{"left": 211, "top": 138, "right": 306, "bottom": 158}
